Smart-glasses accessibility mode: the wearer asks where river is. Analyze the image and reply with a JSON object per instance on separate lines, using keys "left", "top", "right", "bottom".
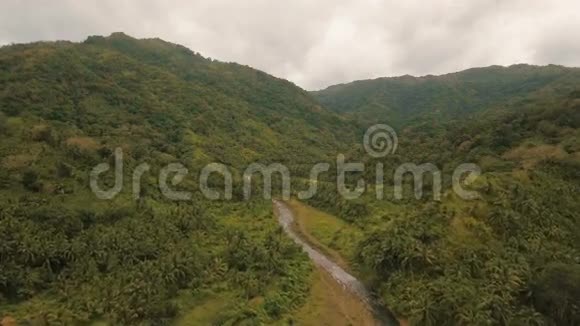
{"left": 273, "top": 200, "right": 399, "bottom": 326}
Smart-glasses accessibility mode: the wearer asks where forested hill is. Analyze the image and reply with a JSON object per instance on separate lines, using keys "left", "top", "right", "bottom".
{"left": 0, "top": 33, "right": 357, "bottom": 324}
{"left": 313, "top": 64, "right": 580, "bottom": 127}
{"left": 1, "top": 32, "right": 356, "bottom": 169}
{"left": 1, "top": 32, "right": 579, "bottom": 325}
{"left": 304, "top": 74, "right": 580, "bottom": 324}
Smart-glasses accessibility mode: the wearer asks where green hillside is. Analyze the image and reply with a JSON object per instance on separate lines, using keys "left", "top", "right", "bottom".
{"left": 313, "top": 65, "right": 580, "bottom": 127}
{"left": 0, "top": 33, "right": 356, "bottom": 324}
{"left": 303, "top": 88, "right": 580, "bottom": 324}
{"left": 1, "top": 32, "right": 355, "bottom": 169}
{"left": 1, "top": 32, "right": 579, "bottom": 326}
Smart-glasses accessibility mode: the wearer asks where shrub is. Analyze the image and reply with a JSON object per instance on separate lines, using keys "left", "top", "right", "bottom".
{"left": 30, "top": 124, "right": 55, "bottom": 144}
{"left": 56, "top": 162, "right": 73, "bottom": 178}
{"left": 532, "top": 263, "right": 580, "bottom": 325}
{"left": 0, "top": 112, "right": 7, "bottom": 135}
{"left": 22, "top": 170, "right": 42, "bottom": 192}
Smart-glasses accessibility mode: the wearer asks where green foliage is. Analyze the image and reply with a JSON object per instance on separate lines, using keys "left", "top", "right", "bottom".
{"left": 532, "top": 263, "right": 580, "bottom": 325}
{"left": 0, "top": 112, "right": 7, "bottom": 135}
{"left": 0, "top": 34, "right": 324, "bottom": 324}
{"left": 307, "top": 90, "right": 580, "bottom": 324}
{"left": 0, "top": 198, "right": 311, "bottom": 324}
{"left": 300, "top": 181, "right": 370, "bottom": 223}
{"left": 1, "top": 32, "right": 579, "bottom": 325}
{"left": 21, "top": 170, "right": 41, "bottom": 192}
{"left": 55, "top": 162, "right": 73, "bottom": 178}
{"left": 313, "top": 64, "right": 580, "bottom": 128}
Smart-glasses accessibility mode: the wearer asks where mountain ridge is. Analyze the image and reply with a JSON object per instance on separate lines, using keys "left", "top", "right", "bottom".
{"left": 312, "top": 64, "right": 580, "bottom": 127}
{"left": 1, "top": 33, "right": 579, "bottom": 325}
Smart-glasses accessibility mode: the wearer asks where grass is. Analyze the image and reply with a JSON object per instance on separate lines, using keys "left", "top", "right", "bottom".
{"left": 284, "top": 269, "right": 375, "bottom": 326}
{"left": 281, "top": 199, "right": 403, "bottom": 325}
{"left": 174, "top": 291, "right": 235, "bottom": 326}
{"left": 279, "top": 199, "right": 375, "bottom": 325}
{"left": 285, "top": 199, "right": 364, "bottom": 266}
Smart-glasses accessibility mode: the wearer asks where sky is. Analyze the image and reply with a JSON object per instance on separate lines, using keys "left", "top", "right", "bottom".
{"left": 1, "top": 0, "right": 579, "bottom": 90}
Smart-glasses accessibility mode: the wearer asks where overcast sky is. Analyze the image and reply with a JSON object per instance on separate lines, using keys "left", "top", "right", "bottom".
{"left": 1, "top": 0, "right": 579, "bottom": 90}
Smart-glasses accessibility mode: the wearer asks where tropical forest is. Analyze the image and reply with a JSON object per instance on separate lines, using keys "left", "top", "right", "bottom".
{"left": 0, "top": 32, "right": 579, "bottom": 326}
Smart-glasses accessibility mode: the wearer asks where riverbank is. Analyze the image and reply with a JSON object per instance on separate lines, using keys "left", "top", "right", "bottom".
{"left": 273, "top": 200, "right": 399, "bottom": 326}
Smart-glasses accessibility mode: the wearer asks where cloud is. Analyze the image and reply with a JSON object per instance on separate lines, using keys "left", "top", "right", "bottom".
{"left": 1, "top": 0, "right": 579, "bottom": 89}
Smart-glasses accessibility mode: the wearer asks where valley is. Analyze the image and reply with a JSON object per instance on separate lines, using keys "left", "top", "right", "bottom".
{"left": 0, "top": 33, "right": 579, "bottom": 325}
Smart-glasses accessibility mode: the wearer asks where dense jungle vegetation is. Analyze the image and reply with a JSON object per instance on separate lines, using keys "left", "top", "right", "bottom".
{"left": 313, "top": 64, "right": 580, "bottom": 128}
{"left": 305, "top": 80, "right": 580, "bottom": 325}
{"left": 1, "top": 33, "right": 579, "bottom": 325}
{"left": 0, "top": 33, "right": 354, "bottom": 324}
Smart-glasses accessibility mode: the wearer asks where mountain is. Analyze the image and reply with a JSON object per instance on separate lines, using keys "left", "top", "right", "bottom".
{"left": 313, "top": 64, "right": 580, "bottom": 127}
{"left": 0, "top": 33, "right": 355, "bottom": 324}
{"left": 1, "top": 32, "right": 579, "bottom": 325}
{"left": 306, "top": 76, "right": 580, "bottom": 324}
{"left": 1, "top": 32, "right": 355, "bottom": 170}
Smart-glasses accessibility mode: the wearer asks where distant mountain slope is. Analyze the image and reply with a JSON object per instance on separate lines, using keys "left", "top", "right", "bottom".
{"left": 306, "top": 82, "right": 580, "bottom": 325}
{"left": 313, "top": 65, "right": 580, "bottom": 127}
